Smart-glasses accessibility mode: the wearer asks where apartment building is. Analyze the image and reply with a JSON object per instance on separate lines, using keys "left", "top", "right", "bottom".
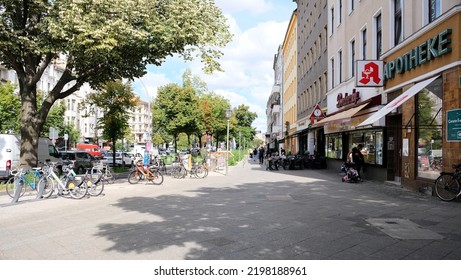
{"left": 281, "top": 10, "right": 298, "bottom": 155}
{"left": 1, "top": 60, "right": 153, "bottom": 147}
{"left": 295, "top": 0, "right": 329, "bottom": 156}
{"left": 266, "top": 45, "right": 284, "bottom": 153}
{"left": 306, "top": 0, "right": 461, "bottom": 192}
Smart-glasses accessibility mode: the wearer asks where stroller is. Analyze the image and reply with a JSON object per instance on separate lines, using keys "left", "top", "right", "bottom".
{"left": 341, "top": 162, "right": 360, "bottom": 183}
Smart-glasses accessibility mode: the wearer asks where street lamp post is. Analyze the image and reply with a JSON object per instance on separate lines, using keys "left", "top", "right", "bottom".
{"left": 225, "top": 108, "right": 232, "bottom": 175}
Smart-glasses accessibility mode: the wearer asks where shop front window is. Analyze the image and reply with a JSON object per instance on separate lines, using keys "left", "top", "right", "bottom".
{"left": 417, "top": 79, "right": 442, "bottom": 179}
{"left": 326, "top": 134, "right": 342, "bottom": 159}
{"left": 349, "top": 130, "right": 384, "bottom": 165}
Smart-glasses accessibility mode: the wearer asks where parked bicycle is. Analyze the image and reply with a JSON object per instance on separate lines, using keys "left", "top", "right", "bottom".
{"left": 434, "top": 163, "right": 461, "bottom": 201}
{"left": 5, "top": 167, "right": 45, "bottom": 198}
{"left": 91, "top": 164, "right": 115, "bottom": 184}
{"left": 38, "top": 162, "right": 88, "bottom": 199}
{"left": 128, "top": 161, "right": 164, "bottom": 185}
{"left": 151, "top": 155, "right": 167, "bottom": 173}
{"left": 171, "top": 157, "right": 208, "bottom": 179}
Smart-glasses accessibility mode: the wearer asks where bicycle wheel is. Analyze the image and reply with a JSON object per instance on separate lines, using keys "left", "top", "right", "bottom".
{"left": 67, "top": 179, "right": 88, "bottom": 199}
{"left": 87, "top": 178, "right": 104, "bottom": 196}
{"left": 150, "top": 171, "right": 164, "bottom": 185}
{"left": 194, "top": 165, "right": 208, "bottom": 179}
{"left": 171, "top": 167, "right": 182, "bottom": 179}
{"left": 128, "top": 171, "right": 140, "bottom": 184}
{"left": 105, "top": 171, "right": 115, "bottom": 184}
{"left": 38, "top": 177, "right": 55, "bottom": 199}
{"left": 5, "top": 177, "right": 26, "bottom": 198}
{"left": 435, "top": 174, "right": 460, "bottom": 201}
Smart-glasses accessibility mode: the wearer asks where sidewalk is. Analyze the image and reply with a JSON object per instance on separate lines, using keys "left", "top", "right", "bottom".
{"left": 1, "top": 158, "right": 461, "bottom": 259}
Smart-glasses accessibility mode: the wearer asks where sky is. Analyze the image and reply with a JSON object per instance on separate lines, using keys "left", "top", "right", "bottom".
{"left": 132, "top": 0, "right": 297, "bottom": 134}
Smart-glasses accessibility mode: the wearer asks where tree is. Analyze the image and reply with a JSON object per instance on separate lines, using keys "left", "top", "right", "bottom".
{"left": 81, "top": 80, "right": 139, "bottom": 166}
{"left": 0, "top": 82, "right": 20, "bottom": 133}
{"left": 0, "top": 0, "right": 231, "bottom": 168}
{"left": 232, "top": 104, "right": 257, "bottom": 148}
{"left": 152, "top": 83, "right": 200, "bottom": 152}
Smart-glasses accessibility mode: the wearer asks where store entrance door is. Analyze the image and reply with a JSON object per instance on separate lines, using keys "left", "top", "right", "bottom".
{"left": 386, "top": 115, "right": 402, "bottom": 181}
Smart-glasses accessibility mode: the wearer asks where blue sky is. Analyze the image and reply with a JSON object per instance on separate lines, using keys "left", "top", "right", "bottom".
{"left": 132, "top": 0, "right": 297, "bottom": 133}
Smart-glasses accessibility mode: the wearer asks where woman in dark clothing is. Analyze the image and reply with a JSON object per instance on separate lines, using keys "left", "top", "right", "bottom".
{"left": 351, "top": 144, "right": 364, "bottom": 180}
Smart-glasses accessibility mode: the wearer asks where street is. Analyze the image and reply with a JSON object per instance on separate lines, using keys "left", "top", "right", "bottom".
{"left": 1, "top": 159, "right": 461, "bottom": 260}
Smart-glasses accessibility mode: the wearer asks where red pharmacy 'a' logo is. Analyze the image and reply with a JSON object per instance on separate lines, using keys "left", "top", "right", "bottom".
{"left": 359, "top": 62, "right": 381, "bottom": 85}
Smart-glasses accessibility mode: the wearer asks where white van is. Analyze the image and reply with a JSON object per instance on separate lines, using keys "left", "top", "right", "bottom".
{"left": 0, "top": 134, "right": 61, "bottom": 180}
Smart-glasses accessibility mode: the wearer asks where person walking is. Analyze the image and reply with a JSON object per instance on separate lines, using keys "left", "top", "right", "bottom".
{"left": 258, "top": 146, "right": 265, "bottom": 164}
{"left": 351, "top": 144, "right": 365, "bottom": 181}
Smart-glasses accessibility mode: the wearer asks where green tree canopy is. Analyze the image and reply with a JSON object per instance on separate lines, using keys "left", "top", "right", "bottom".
{"left": 0, "top": 0, "right": 231, "bottom": 168}
{"left": 0, "top": 82, "right": 20, "bottom": 134}
{"left": 152, "top": 83, "right": 200, "bottom": 152}
{"left": 81, "top": 80, "right": 139, "bottom": 165}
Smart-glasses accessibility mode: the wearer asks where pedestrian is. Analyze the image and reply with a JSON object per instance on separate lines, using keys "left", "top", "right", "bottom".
{"left": 253, "top": 148, "right": 258, "bottom": 162}
{"left": 351, "top": 144, "right": 365, "bottom": 181}
{"left": 259, "top": 146, "right": 265, "bottom": 164}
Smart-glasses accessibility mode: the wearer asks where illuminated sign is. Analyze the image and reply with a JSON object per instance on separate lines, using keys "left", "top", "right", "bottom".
{"left": 356, "top": 61, "right": 383, "bottom": 87}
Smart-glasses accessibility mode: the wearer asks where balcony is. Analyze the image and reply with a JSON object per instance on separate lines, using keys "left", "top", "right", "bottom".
{"left": 272, "top": 84, "right": 281, "bottom": 94}
{"left": 271, "top": 104, "right": 280, "bottom": 114}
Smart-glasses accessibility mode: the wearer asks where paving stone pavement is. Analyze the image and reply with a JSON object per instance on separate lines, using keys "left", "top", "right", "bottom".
{"left": 1, "top": 159, "right": 461, "bottom": 260}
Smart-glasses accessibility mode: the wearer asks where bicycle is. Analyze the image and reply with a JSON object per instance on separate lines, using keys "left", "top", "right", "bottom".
{"left": 434, "top": 163, "right": 461, "bottom": 201}
{"left": 91, "top": 164, "right": 115, "bottom": 184}
{"left": 171, "top": 157, "right": 208, "bottom": 179}
{"left": 5, "top": 167, "right": 45, "bottom": 198}
{"left": 38, "top": 162, "right": 88, "bottom": 199}
{"left": 151, "top": 155, "right": 167, "bottom": 173}
{"left": 128, "top": 161, "right": 164, "bottom": 185}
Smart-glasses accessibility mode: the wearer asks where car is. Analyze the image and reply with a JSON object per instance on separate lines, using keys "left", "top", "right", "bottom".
{"left": 60, "top": 151, "right": 97, "bottom": 174}
{"left": 102, "top": 151, "right": 134, "bottom": 166}
{"left": 127, "top": 152, "right": 144, "bottom": 165}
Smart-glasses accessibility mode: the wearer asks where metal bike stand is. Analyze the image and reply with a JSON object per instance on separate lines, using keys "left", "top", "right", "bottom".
{"left": 10, "top": 180, "right": 23, "bottom": 204}
{"left": 35, "top": 179, "right": 46, "bottom": 199}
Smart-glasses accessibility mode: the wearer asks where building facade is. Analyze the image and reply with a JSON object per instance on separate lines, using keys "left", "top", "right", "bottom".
{"left": 1, "top": 60, "right": 153, "bottom": 147}
{"left": 295, "top": 0, "right": 329, "bottom": 157}
{"left": 281, "top": 10, "right": 298, "bottom": 155}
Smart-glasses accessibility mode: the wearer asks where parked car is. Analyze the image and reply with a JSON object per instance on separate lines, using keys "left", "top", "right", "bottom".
{"left": 60, "top": 151, "right": 97, "bottom": 174}
{"left": 76, "top": 143, "right": 102, "bottom": 158}
{"left": 127, "top": 152, "right": 144, "bottom": 164}
{"left": 102, "top": 151, "right": 134, "bottom": 166}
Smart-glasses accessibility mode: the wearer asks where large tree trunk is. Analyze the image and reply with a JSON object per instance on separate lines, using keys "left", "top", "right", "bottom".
{"left": 19, "top": 85, "right": 44, "bottom": 169}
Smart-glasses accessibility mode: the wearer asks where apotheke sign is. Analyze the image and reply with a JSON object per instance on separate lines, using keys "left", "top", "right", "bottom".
{"left": 384, "top": 29, "right": 452, "bottom": 80}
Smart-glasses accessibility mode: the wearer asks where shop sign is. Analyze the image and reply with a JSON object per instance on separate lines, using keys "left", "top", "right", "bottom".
{"left": 446, "top": 109, "right": 461, "bottom": 141}
{"left": 384, "top": 29, "right": 452, "bottom": 81}
{"left": 336, "top": 89, "right": 360, "bottom": 108}
{"left": 356, "top": 61, "right": 383, "bottom": 87}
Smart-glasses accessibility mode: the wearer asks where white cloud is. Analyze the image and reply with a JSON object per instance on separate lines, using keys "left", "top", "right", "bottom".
{"left": 135, "top": 73, "right": 172, "bottom": 101}
{"left": 136, "top": 1, "right": 294, "bottom": 133}
{"left": 215, "top": 0, "right": 274, "bottom": 15}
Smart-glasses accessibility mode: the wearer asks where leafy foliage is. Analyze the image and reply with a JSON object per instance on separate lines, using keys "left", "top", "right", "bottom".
{"left": 81, "top": 80, "right": 139, "bottom": 165}
{"left": 0, "top": 82, "right": 20, "bottom": 133}
{"left": 0, "top": 0, "right": 231, "bottom": 167}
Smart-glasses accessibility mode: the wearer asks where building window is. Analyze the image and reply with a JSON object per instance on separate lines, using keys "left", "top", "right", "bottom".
{"left": 350, "top": 40, "right": 356, "bottom": 77}
{"left": 417, "top": 78, "right": 443, "bottom": 179}
{"left": 331, "top": 58, "right": 335, "bottom": 88}
{"left": 375, "top": 14, "right": 382, "bottom": 58}
{"left": 394, "top": 0, "right": 402, "bottom": 46}
{"left": 429, "top": 0, "right": 441, "bottom": 23}
{"left": 348, "top": 130, "right": 384, "bottom": 165}
{"left": 338, "top": 0, "right": 342, "bottom": 24}
{"left": 361, "top": 28, "right": 367, "bottom": 59}
{"left": 338, "top": 50, "right": 342, "bottom": 83}
{"left": 326, "top": 134, "right": 343, "bottom": 159}
{"left": 330, "top": 7, "right": 335, "bottom": 35}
